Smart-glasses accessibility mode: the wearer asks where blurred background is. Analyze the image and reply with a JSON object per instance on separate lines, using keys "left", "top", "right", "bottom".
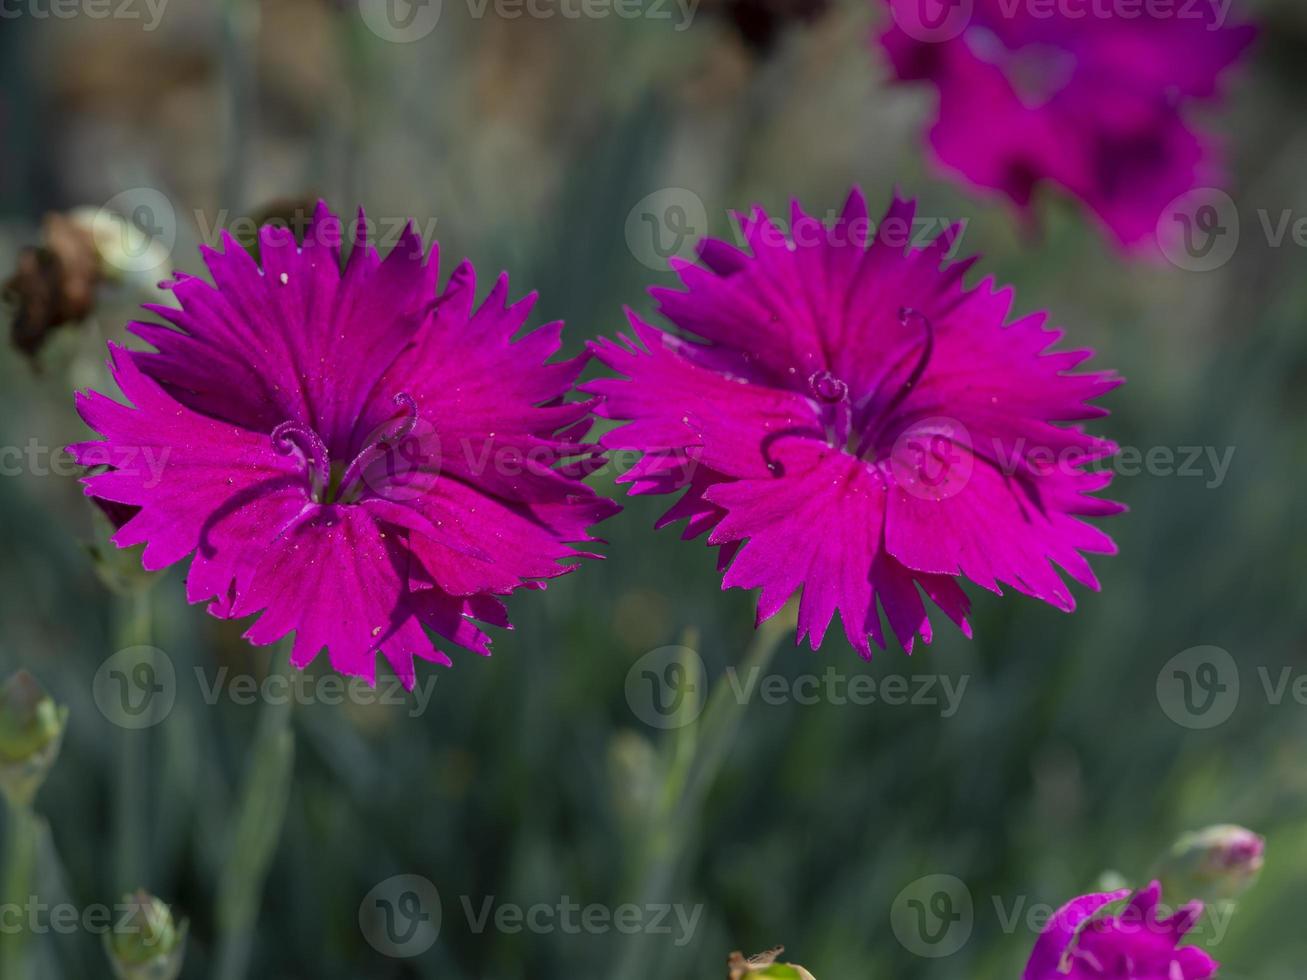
{"left": 1, "top": 0, "right": 1306, "bottom": 976}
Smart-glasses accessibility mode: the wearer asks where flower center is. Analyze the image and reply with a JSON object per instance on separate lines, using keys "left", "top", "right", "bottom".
{"left": 808, "top": 370, "right": 853, "bottom": 450}
{"left": 270, "top": 392, "right": 425, "bottom": 505}
{"left": 807, "top": 307, "right": 936, "bottom": 460}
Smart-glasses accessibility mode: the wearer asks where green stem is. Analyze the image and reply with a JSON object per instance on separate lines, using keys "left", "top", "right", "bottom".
{"left": 213, "top": 641, "right": 296, "bottom": 980}
{"left": 220, "top": 0, "right": 259, "bottom": 212}
{"left": 615, "top": 615, "right": 791, "bottom": 980}
{"left": 332, "top": 14, "right": 373, "bottom": 205}
{"left": 673, "top": 618, "right": 789, "bottom": 820}
{"left": 115, "top": 588, "right": 152, "bottom": 892}
{"left": 0, "top": 801, "right": 40, "bottom": 977}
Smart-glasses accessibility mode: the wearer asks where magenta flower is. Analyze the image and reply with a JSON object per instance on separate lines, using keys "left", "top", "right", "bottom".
{"left": 71, "top": 204, "right": 618, "bottom": 688}
{"left": 1025, "top": 882, "right": 1217, "bottom": 980}
{"left": 586, "top": 190, "right": 1121, "bottom": 655}
{"left": 879, "top": 0, "right": 1255, "bottom": 252}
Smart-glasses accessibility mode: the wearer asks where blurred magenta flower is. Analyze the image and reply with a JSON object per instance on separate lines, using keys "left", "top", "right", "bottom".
{"left": 587, "top": 190, "right": 1121, "bottom": 656}
{"left": 71, "top": 204, "right": 617, "bottom": 688}
{"left": 879, "top": 0, "right": 1255, "bottom": 253}
{"left": 1025, "top": 881, "right": 1216, "bottom": 980}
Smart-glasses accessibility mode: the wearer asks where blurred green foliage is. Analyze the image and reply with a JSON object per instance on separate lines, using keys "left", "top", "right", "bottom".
{"left": 1, "top": 0, "right": 1306, "bottom": 977}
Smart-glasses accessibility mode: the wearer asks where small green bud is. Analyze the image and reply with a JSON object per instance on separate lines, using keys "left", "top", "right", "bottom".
{"left": 1157, "top": 824, "right": 1265, "bottom": 902}
{"left": 608, "top": 730, "right": 662, "bottom": 828}
{"left": 751, "top": 967, "right": 816, "bottom": 980}
{"left": 85, "top": 506, "right": 157, "bottom": 597}
{"left": 0, "top": 671, "right": 68, "bottom": 808}
{"left": 728, "top": 947, "right": 817, "bottom": 980}
{"left": 104, "top": 891, "right": 187, "bottom": 980}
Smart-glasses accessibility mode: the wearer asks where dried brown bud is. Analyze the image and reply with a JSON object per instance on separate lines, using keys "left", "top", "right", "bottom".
{"left": 4, "top": 212, "right": 101, "bottom": 363}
